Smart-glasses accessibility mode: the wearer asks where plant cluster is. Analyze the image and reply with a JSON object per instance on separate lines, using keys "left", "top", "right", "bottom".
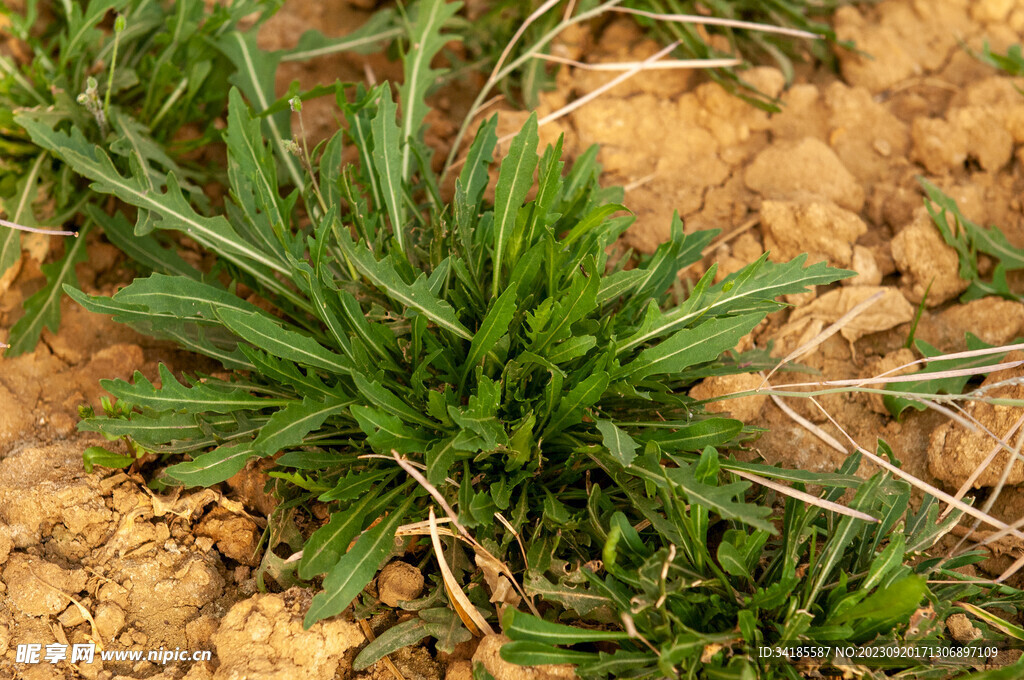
{"left": 0, "top": 0, "right": 400, "bottom": 354}
{"left": 0, "top": 0, "right": 275, "bottom": 353}
{"left": 5, "top": 0, "right": 1024, "bottom": 678}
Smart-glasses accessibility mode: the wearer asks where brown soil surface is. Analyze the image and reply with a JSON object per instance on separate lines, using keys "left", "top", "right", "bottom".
{"left": 2, "top": 0, "right": 1024, "bottom": 678}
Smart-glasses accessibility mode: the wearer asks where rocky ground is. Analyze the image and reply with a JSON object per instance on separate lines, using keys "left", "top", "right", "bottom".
{"left": 2, "top": 0, "right": 1024, "bottom": 678}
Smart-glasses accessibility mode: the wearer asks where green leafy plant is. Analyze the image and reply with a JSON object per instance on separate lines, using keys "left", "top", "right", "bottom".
{"left": 15, "top": 0, "right": 1024, "bottom": 677}
{"left": 0, "top": 0, "right": 278, "bottom": 353}
{"left": 444, "top": 0, "right": 853, "bottom": 117}
{"left": 920, "top": 178, "right": 1024, "bottom": 303}
{"left": 976, "top": 40, "right": 1024, "bottom": 77}
{"left": 876, "top": 179, "right": 1024, "bottom": 418}
{"left": 884, "top": 332, "right": 1018, "bottom": 419}
{"left": 619, "top": 0, "right": 854, "bottom": 110}
{"left": 0, "top": 0, "right": 401, "bottom": 355}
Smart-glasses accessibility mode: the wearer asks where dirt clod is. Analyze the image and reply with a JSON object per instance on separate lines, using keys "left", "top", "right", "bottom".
{"left": 779, "top": 286, "right": 914, "bottom": 348}
{"left": 937, "top": 297, "right": 1024, "bottom": 346}
{"left": 760, "top": 200, "right": 867, "bottom": 267}
{"left": 196, "top": 508, "right": 260, "bottom": 567}
{"left": 472, "top": 635, "right": 575, "bottom": 680}
{"left": 891, "top": 211, "right": 970, "bottom": 306}
{"left": 928, "top": 352, "right": 1024, "bottom": 488}
{"left": 445, "top": 660, "right": 473, "bottom": 680}
{"left": 376, "top": 560, "right": 425, "bottom": 607}
{"left": 5, "top": 553, "right": 87, "bottom": 617}
{"left": 209, "top": 588, "right": 363, "bottom": 680}
{"left": 95, "top": 602, "right": 127, "bottom": 641}
{"left": 745, "top": 137, "right": 865, "bottom": 212}
{"left": 689, "top": 373, "right": 768, "bottom": 423}
{"left": 947, "top": 613, "right": 982, "bottom": 642}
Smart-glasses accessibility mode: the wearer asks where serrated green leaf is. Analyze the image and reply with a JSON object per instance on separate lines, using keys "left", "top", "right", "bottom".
{"left": 60, "top": 0, "right": 119, "bottom": 69}
{"left": 595, "top": 420, "right": 638, "bottom": 467}
{"left": 543, "top": 371, "right": 609, "bottom": 439}
{"left": 319, "top": 470, "right": 398, "bottom": 503}
{"left": 422, "top": 607, "right": 472, "bottom": 654}
{"left": 464, "top": 282, "right": 517, "bottom": 374}
{"left": 454, "top": 115, "right": 498, "bottom": 238}
{"left": 112, "top": 273, "right": 262, "bottom": 323}
{"left": 351, "top": 405, "right": 430, "bottom": 454}
{"left": 353, "top": 617, "right": 428, "bottom": 671}
{"left": 338, "top": 231, "right": 472, "bottom": 340}
{"left": 82, "top": 446, "right": 134, "bottom": 473}
{"left": 352, "top": 372, "right": 433, "bottom": 428}
{"left": 299, "top": 491, "right": 380, "bottom": 579}
{"left": 79, "top": 412, "right": 204, "bottom": 447}
{"left": 216, "top": 31, "right": 302, "bottom": 188}
{"left": 717, "top": 541, "right": 749, "bottom": 579}
{"left": 524, "top": 572, "right": 613, "bottom": 617}
{"left": 304, "top": 494, "right": 415, "bottom": 627}
{"left": 425, "top": 436, "right": 458, "bottom": 486}
{"left": 18, "top": 118, "right": 282, "bottom": 273}
{"left": 166, "top": 441, "right": 257, "bottom": 487}
{"left": 281, "top": 9, "right": 400, "bottom": 61}
{"left": 618, "top": 256, "right": 850, "bottom": 356}
{"left": 597, "top": 269, "right": 647, "bottom": 304}
{"left": 648, "top": 418, "right": 743, "bottom": 452}
{"left": 370, "top": 85, "right": 405, "bottom": 249}
{"left": 530, "top": 259, "right": 600, "bottom": 354}
{"left": 103, "top": 364, "right": 285, "bottom": 414}
{"left": 397, "top": 0, "right": 461, "bottom": 181}
{"left": 502, "top": 608, "right": 629, "bottom": 644}
{"left": 666, "top": 449, "right": 774, "bottom": 533}
{"left": 500, "top": 642, "right": 598, "bottom": 667}
{"left": 860, "top": 534, "right": 905, "bottom": 593}
{"left": 830, "top": 575, "right": 926, "bottom": 624}
{"left": 17, "top": 116, "right": 308, "bottom": 312}
{"left": 254, "top": 397, "right": 350, "bottom": 455}
{"left": 618, "top": 313, "right": 762, "bottom": 380}
{"left": 218, "top": 308, "right": 350, "bottom": 375}
{"left": 545, "top": 335, "right": 596, "bottom": 365}
{"left": 577, "top": 651, "right": 658, "bottom": 679}
{"left": 224, "top": 87, "right": 291, "bottom": 262}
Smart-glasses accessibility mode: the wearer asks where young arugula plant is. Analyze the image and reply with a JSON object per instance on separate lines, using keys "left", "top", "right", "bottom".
{"left": 19, "top": 0, "right": 1020, "bottom": 676}
{"left": 0, "top": 0, "right": 276, "bottom": 354}
{"left": 919, "top": 178, "right": 1024, "bottom": 304}
{"left": 876, "top": 179, "right": 1024, "bottom": 417}
{"left": 617, "top": 0, "right": 853, "bottom": 110}
{"left": 0, "top": 0, "right": 400, "bottom": 355}
{"left": 499, "top": 451, "right": 1000, "bottom": 678}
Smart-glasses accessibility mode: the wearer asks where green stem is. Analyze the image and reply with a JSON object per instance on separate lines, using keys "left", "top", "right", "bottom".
{"left": 104, "top": 14, "right": 126, "bottom": 122}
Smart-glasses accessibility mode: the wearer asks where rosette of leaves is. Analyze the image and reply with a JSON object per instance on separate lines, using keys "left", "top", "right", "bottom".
{"left": 26, "top": 0, "right": 1002, "bottom": 675}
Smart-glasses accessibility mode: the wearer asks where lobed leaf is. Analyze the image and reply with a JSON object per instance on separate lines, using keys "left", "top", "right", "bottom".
{"left": 304, "top": 494, "right": 416, "bottom": 627}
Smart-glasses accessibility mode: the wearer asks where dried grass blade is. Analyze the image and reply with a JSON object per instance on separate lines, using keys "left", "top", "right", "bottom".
{"left": 428, "top": 508, "right": 495, "bottom": 636}
{"left": 607, "top": 6, "right": 822, "bottom": 39}
{"left": 731, "top": 468, "right": 878, "bottom": 523}
{"left": 810, "top": 397, "right": 1024, "bottom": 541}
{"left": 761, "top": 290, "right": 884, "bottom": 387}
{"left": 769, "top": 392, "right": 848, "bottom": 454}
{"left": 0, "top": 217, "right": 77, "bottom": 236}
{"left": 533, "top": 53, "right": 745, "bottom": 71}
